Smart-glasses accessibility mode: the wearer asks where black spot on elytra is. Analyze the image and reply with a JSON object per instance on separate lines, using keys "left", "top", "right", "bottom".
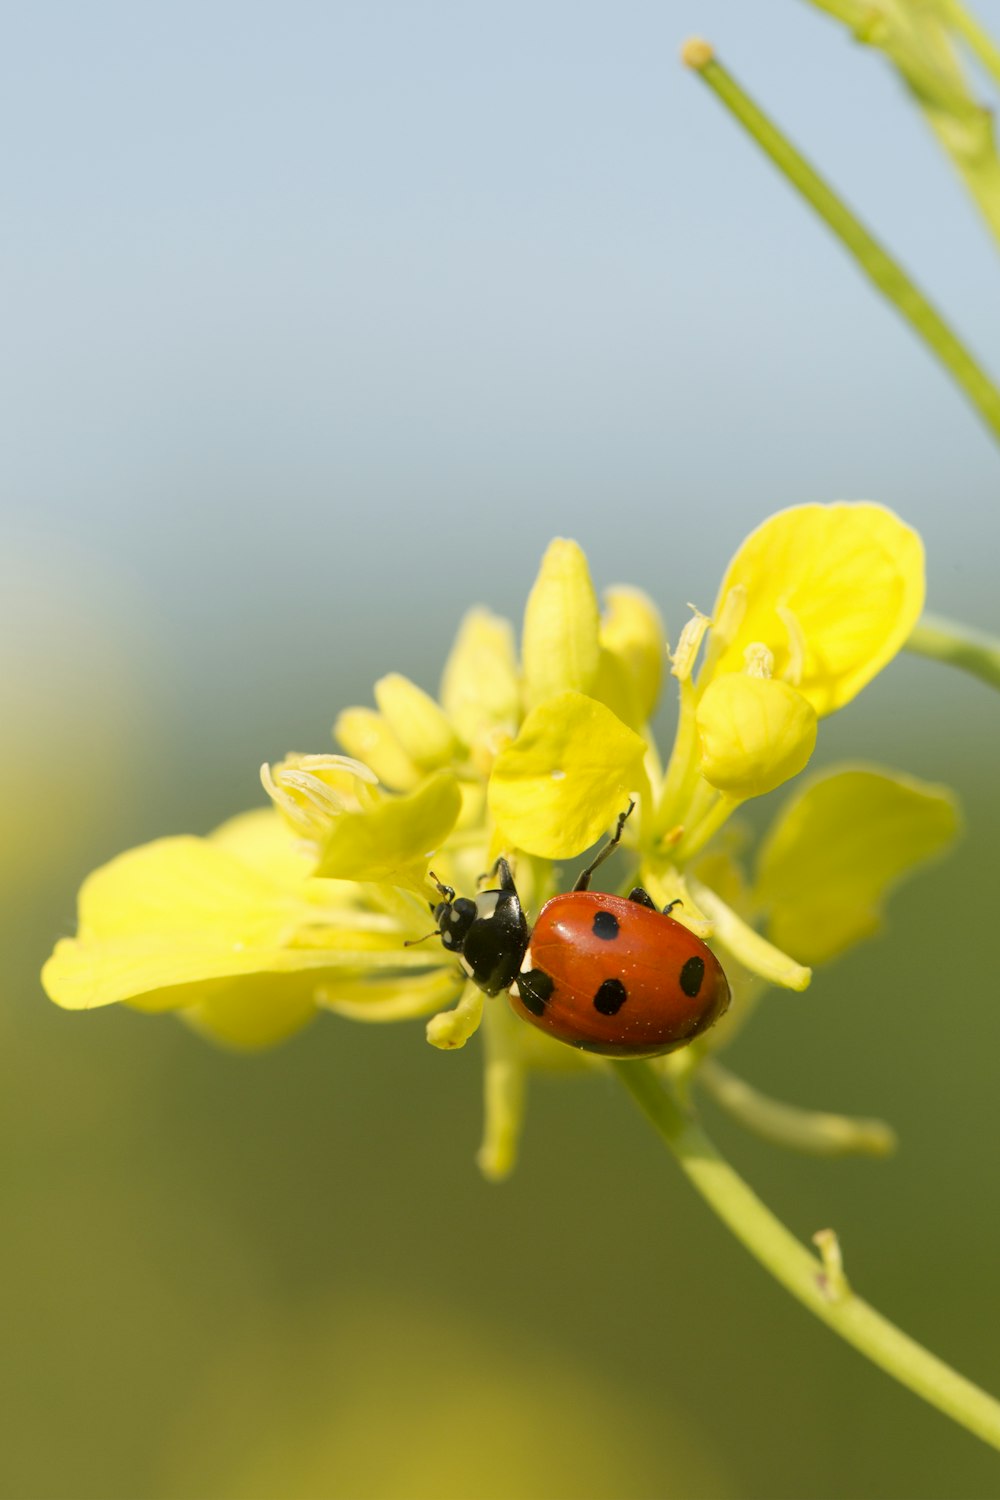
{"left": 593, "top": 977, "right": 627, "bottom": 1015}
{"left": 592, "top": 909, "right": 620, "bottom": 941}
{"left": 518, "top": 968, "right": 555, "bottom": 1016}
{"left": 679, "top": 955, "right": 705, "bottom": 998}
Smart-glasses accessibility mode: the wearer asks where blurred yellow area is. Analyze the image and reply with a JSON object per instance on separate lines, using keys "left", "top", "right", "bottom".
{"left": 0, "top": 541, "right": 151, "bottom": 896}
{"left": 6, "top": 523, "right": 1000, "bottom": 1500}
{"left": 163, "top": 1293, "right": 735, "bottom": 1500}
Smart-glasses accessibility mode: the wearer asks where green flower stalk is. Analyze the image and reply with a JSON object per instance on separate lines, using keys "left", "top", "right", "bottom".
{"left": 681, "top": 36, "right": 1000, "bottom": 447}
{"left": 801, "top": 0, "right": 1000, "bottom": 247}
{"left": 44, "top": 503, "right": 1000, "bottom": 1445}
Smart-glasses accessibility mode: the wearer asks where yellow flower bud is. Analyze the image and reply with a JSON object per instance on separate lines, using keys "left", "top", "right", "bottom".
{"left": 696, "top": 674, "right": 817, "bottom": 799}
{"left": 374, "top": 673, "right": 461, "bottom": 769}
{"left": 334, "top": 706, "right": 421, "bottom": 790}
{"left": 521, "top": 538, "right": 601, "bottom": 710}
{"left": 599, "top": 586, "right": 665, "bottom": 723}
{"left": 439, "top": 608, "right": 520, "bottom": 749}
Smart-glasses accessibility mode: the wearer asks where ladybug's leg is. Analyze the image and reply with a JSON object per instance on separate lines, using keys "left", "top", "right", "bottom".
{"left": 626, "top": 887, "right": 683, "bottom": 915}
{"left": 479, "top": 856, "right": 518, "bottom": 894}
{"left": 573, "top": 800, "right": 636, "bottom": 892}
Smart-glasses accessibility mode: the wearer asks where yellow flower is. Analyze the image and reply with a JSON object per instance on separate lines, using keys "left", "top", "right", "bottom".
{"left": 704, "top": 502, "right": 925, "bottom": 715}
{"left": 653, "top": 502, "right": 924, "bottom": 861}
{"left": 42, "top": 807, "right": 462, "bottom": 1048}
{"left": 42, "top": 504, "right": 952, "bottom": 1176}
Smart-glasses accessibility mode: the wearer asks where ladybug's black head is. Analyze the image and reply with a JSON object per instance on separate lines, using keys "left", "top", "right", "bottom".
{"left": 434, "top": 896, "right": 477, "bottom": 953}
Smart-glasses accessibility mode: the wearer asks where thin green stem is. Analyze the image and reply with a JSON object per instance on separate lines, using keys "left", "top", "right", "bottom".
{"left": 613, "top": 1059, "right": 1000, "bottom": 1449}
{"left": 681, "top": 40, "right": 1000, "bottom": 447}
{"left": 672, "top": 784, "right": 739, "bottom": 864}
{"left": 699, "top": 1058, "right": 897, "bottom": 1157}
{"left": 805, "top": 0, "right": 869, "bottom": 25}
{"left": 906, "top": 612, "right": 1000, "bottom": 691}
{"left": 799, "top": 2, "right": 1000, "bottom": 248}
{"left": 940, "top": 0, "right": 1000, "bottom": 93}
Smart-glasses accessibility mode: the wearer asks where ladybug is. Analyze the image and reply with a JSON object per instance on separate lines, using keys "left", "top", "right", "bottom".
{"left": 429, "top": 804, "right": 730, "bottom": 1058}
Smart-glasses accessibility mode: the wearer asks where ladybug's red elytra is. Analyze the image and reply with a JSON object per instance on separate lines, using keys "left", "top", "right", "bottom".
{"left": 429, "top": 804, "right": 731, "bottom": 1058}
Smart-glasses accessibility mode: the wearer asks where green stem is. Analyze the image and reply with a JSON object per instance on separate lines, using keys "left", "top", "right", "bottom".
{"left": 799, "top": 1, "right": 1000, "bottom": 248}
{"left": 906, "top": 612, "right": 1000, "bottom": 691}
{"left": 941, "top": 0, "right": 1000, "bottom": 93}
{"left": 699, "top": 1058, "right": 897, "bottom": 1157}
{"left": 681, "top": 40, "right": 1000, "bottom": 447}
{"left": 613, "top": 1059, "right": 1000, "bottom": 1449}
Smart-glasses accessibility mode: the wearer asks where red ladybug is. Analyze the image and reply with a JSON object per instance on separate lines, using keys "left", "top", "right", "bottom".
{"left": 429, "top": 804, "right": 730, "bottom": 1058}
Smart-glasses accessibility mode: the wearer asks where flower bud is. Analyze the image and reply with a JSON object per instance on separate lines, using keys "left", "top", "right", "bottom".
{"left": 521, "top": 538, "right": 601, "bottom": 710}
{"left": 696, "top": 674, "right": 817, "bottom": 799}
{"left": 439, "top": 608, "right": 520, "bottom": 749}
{"left": 599, "top": 586, "right": 665, "bottom": 723}
{"left": 374, "top": 673, "right": 461, "bottom": 769}
{"left": 335, "top": 708, "right": 421, "bottom": 790}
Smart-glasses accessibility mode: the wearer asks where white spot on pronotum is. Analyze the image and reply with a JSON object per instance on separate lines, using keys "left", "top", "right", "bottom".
{"left": 475, "top": 891, "right": 500, "bottom": 920}
{"left": 521, "top": 946, "right": 533, "bottom": 972}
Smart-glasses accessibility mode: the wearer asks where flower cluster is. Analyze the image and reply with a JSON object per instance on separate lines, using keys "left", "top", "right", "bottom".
{"left": 43, "top": 503, "right": 958, "bottom": 1175}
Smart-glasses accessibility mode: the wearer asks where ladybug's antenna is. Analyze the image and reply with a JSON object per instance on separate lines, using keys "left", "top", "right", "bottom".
{"left": 428, "top": 872, "right": 455, "bottom": 903}
{"left": 404, "top": 930, "right": 441, "bottom": 948}
{"left": 573, "top": 800, "right": 636, "bottom": 892}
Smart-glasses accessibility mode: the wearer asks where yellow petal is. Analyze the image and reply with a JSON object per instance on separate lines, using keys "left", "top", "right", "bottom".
{"left": 319, "top": 967, "right": 463, "bottom": 1022}
{"left": 439, "top": 608, "right": 521, "bottom": 748}
{"left": 600, "top": 585, "right": 665, "bottom": 723}
{"left": 521, "top": 538, "right": 600, "bottom": 711}
{"left": 374, "top": 673, "right": 461, "bottom": 769}
{"left": 41, "top": 823, "right": 425, "bottom": 1017}
{"left": 488, "top": 691, "right": 648, "bottom": 858}
{"left": 181, "top": 973, "right": 319, "bottom": 1049}
{"left": 40, "top": 835, "right": 375, "bottom": 1011}
{"left": 334, "top": 707, "right": 421, "bottom": 790}
{"left": 696, "top": 674, "right": 817, "bottom": 798}
{"left": 315, "top": 769, "right": 462, "bottom": 883}
{"left": 754, "top": 765, "right": 961, "bottom": 965}
{"left": 209, "top": 807, "right": 317, "bottom": 884}
{"left": 708, "top": 503, "right": 925, "bottom": 716}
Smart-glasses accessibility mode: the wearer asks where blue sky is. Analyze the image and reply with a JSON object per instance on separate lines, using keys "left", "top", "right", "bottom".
{"left": 4, "top": 1, "right": 999, "bottom": 740}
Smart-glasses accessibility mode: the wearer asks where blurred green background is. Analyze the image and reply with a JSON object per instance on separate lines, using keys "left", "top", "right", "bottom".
{"left": 5, "top": 2, "right": 1000, "bottom": 1497}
